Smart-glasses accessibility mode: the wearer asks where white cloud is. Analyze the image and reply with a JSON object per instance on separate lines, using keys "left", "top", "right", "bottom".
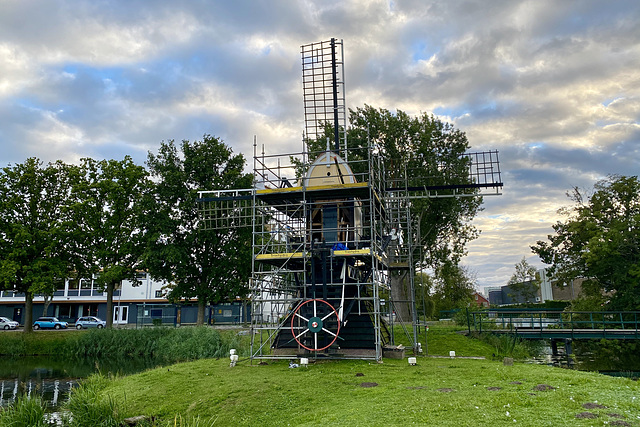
{"left": 0, "top": 0, "right": 639, "bottom": 288}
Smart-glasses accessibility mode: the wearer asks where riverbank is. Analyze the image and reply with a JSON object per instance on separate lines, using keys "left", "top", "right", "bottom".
{"left": 3, "top": 324, "right": 639, "bottom": 425}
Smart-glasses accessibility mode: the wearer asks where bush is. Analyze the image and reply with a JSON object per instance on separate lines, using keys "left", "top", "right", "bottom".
{"left": 474, "top": 332, "right": 543, "bottom": 360}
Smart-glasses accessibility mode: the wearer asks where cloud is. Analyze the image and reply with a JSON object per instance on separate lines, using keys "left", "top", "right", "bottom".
{"left": 0, "top": 0, "right": 639, "bottom": 290}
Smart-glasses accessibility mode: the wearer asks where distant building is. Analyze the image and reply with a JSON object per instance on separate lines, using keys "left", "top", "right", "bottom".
{"left": 0, "top": 273, "right": 249, "bottom": 326}
{"left": 539, "top": 269, "right": 585, "bottom": 301}
{"left": 472, "top": 292, "right": 489, "bottom": 308}
{"left": 485, "top": 286, "right": 503, "bottom": 306}
{"left": 486, "top": 269, "right": 585, "bottom": 307}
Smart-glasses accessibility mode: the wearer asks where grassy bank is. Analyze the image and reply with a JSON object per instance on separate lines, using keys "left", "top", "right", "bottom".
{"left": 2, "top": 323, "right": 639, "bottom": 425}
{"left": 102, "top": 357, "right": 640, "bottom": 426}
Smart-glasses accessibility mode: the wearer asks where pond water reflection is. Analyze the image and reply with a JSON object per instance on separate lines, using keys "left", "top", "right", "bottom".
{"left": 0, "top": 356, "right": 165, "bottom": 409}
{"left": 527, "top": 341, "right": 640, "bottom": 380}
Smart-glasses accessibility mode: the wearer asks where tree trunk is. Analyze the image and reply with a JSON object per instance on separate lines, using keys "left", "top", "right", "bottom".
{"left": 390, "top": 272, "right": 413, "bottom": 323}
{"left": 24, "top": 292, "right": 33, "bottom": 333}
{"left": 106, "top": 281, "right": 114, "bottom": 328}
{"left": 197, "top": 299, "right": 206, "bottom": 326}
{"left": 42, "top": 294, "right": 52, "bottom": 317}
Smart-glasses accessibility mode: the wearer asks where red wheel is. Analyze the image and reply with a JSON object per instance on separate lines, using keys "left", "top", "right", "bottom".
{"left": 290, "top": 299, "right": 340, "bottom": 351}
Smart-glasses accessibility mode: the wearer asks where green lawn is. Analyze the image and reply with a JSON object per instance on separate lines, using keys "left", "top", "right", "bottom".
{"left": 104, "top": 357, "right": 640, "bottom": 426}
{"left": 5, "top": 323, "right": 639, "bottom": 426}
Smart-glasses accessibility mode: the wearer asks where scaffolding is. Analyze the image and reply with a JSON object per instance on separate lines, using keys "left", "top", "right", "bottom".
{"left": 198, "top": 38, "right": 503, "bottom": 362}
{"left": 245, "top": 140, "right": 389, "bottom": 360}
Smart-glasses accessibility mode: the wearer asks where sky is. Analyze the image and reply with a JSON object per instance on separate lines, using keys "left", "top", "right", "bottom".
{"left": 1, "top": 0, "right": 639, "bottom": 292}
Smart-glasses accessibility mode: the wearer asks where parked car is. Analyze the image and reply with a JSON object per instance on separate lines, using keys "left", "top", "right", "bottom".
{"left": 0, "top": 316, "right": 19, "bottom": 330}
{"left": 33, "top": 317, "right": 68, "bottom": 330}
{"left": 75, "top": 316, "right": 106, "bottom": 329}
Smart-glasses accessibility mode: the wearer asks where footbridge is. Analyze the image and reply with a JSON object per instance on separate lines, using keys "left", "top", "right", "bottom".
{"left": 468, "top": 309, "right": 640, "bottom": 341}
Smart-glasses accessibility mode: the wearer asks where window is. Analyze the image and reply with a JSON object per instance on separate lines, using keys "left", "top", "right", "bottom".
{"left": 83, "top": 304, "right": 98, "bottom": 317}
{"left": 56, "top": 279, "right": 65, "bottom": 291}
{"left": 68, "top": 279, "right": 79, "bottom": 290}
{"left": 57, "top": 304, "right": 73, "bottom": 318}
{"left": 136, "top": 272, "right": 147, "bottom": 280}
{"left": 80, "top": 279, "right": 92, "bottom": 290}
{"left": 223, "top": 310, "right": 233, "bottom": 317}
{"left": 155, "top": 290, "right": 164, "bottom": 298}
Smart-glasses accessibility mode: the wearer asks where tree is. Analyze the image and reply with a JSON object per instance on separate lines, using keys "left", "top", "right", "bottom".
{"left": 145, "top": 135, "right": 253, "bottom": 325}
{"left": 0, "top": 159, "right": 75, "bottom": 332}
{"left": 304, "top": 105, "right": 483, "bottom": 320}
{"left": 432, "top": 262, "right": 476, "bottom": 313}
{"left": 69, "top": 156, "right": 149, "bottom": 327}
{"left": 506, "top": 257, "right": 541, "bottom": 303}
{"left": 532, "top": 175, "right": 640, "bottom": 310}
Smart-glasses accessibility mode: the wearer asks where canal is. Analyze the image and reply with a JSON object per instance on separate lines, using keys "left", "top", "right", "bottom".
{"left": 0, "top": 356, "right": 165, "bottom": 410}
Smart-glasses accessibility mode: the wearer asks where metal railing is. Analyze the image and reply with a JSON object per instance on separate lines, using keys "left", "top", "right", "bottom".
{"left": 469, "top": 309, "right": 640, "bottom": 339}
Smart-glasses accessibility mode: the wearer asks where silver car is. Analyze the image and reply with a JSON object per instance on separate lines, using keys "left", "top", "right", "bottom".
{"left": 75, "top": 316, "right": 106, "bottom": 329}
{"left": 0, "top": 316, "right": 19, "bottom": 330}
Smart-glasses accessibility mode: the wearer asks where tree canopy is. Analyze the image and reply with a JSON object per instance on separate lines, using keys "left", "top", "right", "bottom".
{"left": 307, "top": 105, "right": 483, "bottom": 268}
{"left": 0, "top": 159, "right": 75, "bottom": 332}
{"left": 144, "top": 135, "right": 253, "bottom": 325}
{"left": 432, "top": 262, "right": 476, "bottom": 313}
{"left": 532, "top": 175, "right": 640, "bottom": 310}
{"left": 305, "top": 106, "right": 484, "bottom": 320}
{"left": 69, "top": 156, "right": 150, "bottom": 327}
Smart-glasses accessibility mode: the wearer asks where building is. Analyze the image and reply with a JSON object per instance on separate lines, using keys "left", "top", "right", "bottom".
{"left": 472, "top": 291, "right": 490, "bottom": 308}
{"left": 486, "top": 268, "right": 586, "bottom": 306}
{"left": 0, "top": 274, "right": 249, "bottom": 326}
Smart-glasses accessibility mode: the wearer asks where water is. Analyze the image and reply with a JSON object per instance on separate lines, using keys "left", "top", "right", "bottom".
{"left": 527, "top": 341, "right": 640, "bottom": 379}
{"left": 0, "top": 356, "right": 165, "bottom": 410}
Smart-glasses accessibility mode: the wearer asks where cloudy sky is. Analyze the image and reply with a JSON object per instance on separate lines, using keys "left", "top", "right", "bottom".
{"left": 1, "top": 0, "right": 639, "bottom": 291}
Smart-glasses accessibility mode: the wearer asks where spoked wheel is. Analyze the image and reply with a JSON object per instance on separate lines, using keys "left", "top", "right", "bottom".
{"left": 290, "top": 299, "right": 340, "bottom": 352}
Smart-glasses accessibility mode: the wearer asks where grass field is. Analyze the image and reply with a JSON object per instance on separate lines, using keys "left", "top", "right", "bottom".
{"left": 2, "top": 323, "right": 639, "bottom": 426}
{"left": 103, "top": 356, "right": 640, "bottom": 426}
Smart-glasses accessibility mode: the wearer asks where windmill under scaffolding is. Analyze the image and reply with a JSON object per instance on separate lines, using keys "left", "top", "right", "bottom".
{"left": 199, "top": 38, "right": 503, "bottom": 361}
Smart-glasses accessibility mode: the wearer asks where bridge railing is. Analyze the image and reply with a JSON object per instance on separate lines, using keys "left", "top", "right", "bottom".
{"left": 469, "top": 309, "right": 640, "bottom": 335}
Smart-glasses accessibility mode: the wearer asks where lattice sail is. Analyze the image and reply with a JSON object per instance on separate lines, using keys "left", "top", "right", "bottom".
{"left": 301, "top": 38, "right": 347, "bottom": 152}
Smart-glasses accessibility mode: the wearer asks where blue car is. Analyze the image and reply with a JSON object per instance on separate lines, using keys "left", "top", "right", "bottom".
{"left": 75, "top": 316, "right": 106, "bottom": 329}
{"left": 33, "top": 317, "right": 68, "bottom": 330}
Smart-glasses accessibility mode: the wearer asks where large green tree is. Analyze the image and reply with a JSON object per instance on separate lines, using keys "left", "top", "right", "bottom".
{"left": 69, "top": 156, "right": 149, "bottom": 327}
{"left": 0, "top": 159, "right": 75, "bottom": 332}
{"left": 532, "top": 175, "right": 640, "bottom": 310}
{"left": 307, "top": 105, "right": 483, "bottom": 320}
{"left": 145, "top": 135, "right": 253, "bottom": 325}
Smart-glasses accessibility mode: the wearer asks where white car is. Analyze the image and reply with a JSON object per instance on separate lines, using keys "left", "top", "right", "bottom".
{"left": 0, "top": 316, "right": 19, "bottom": 330}
{"left": 75, "top": 316, "right": 106, "bottom": 329}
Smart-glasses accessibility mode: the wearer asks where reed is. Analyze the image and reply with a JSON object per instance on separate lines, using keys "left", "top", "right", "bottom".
{"left": 62, "top": 375, "right": 122, "bottom": 427}
{"left": 0, "top": 396, "right": 50, "bottom": 427}
{"left": 67, "top": 326, "right": 248, "bottom": 361}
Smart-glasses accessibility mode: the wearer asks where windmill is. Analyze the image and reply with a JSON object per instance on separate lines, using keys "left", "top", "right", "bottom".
{"left": 199, "top": 39, "right": 503, "bottom": 361}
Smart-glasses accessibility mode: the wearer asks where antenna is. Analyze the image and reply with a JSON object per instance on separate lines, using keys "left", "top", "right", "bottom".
{"left": 301, "top": 38, "right": 347, "bottom": 154}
